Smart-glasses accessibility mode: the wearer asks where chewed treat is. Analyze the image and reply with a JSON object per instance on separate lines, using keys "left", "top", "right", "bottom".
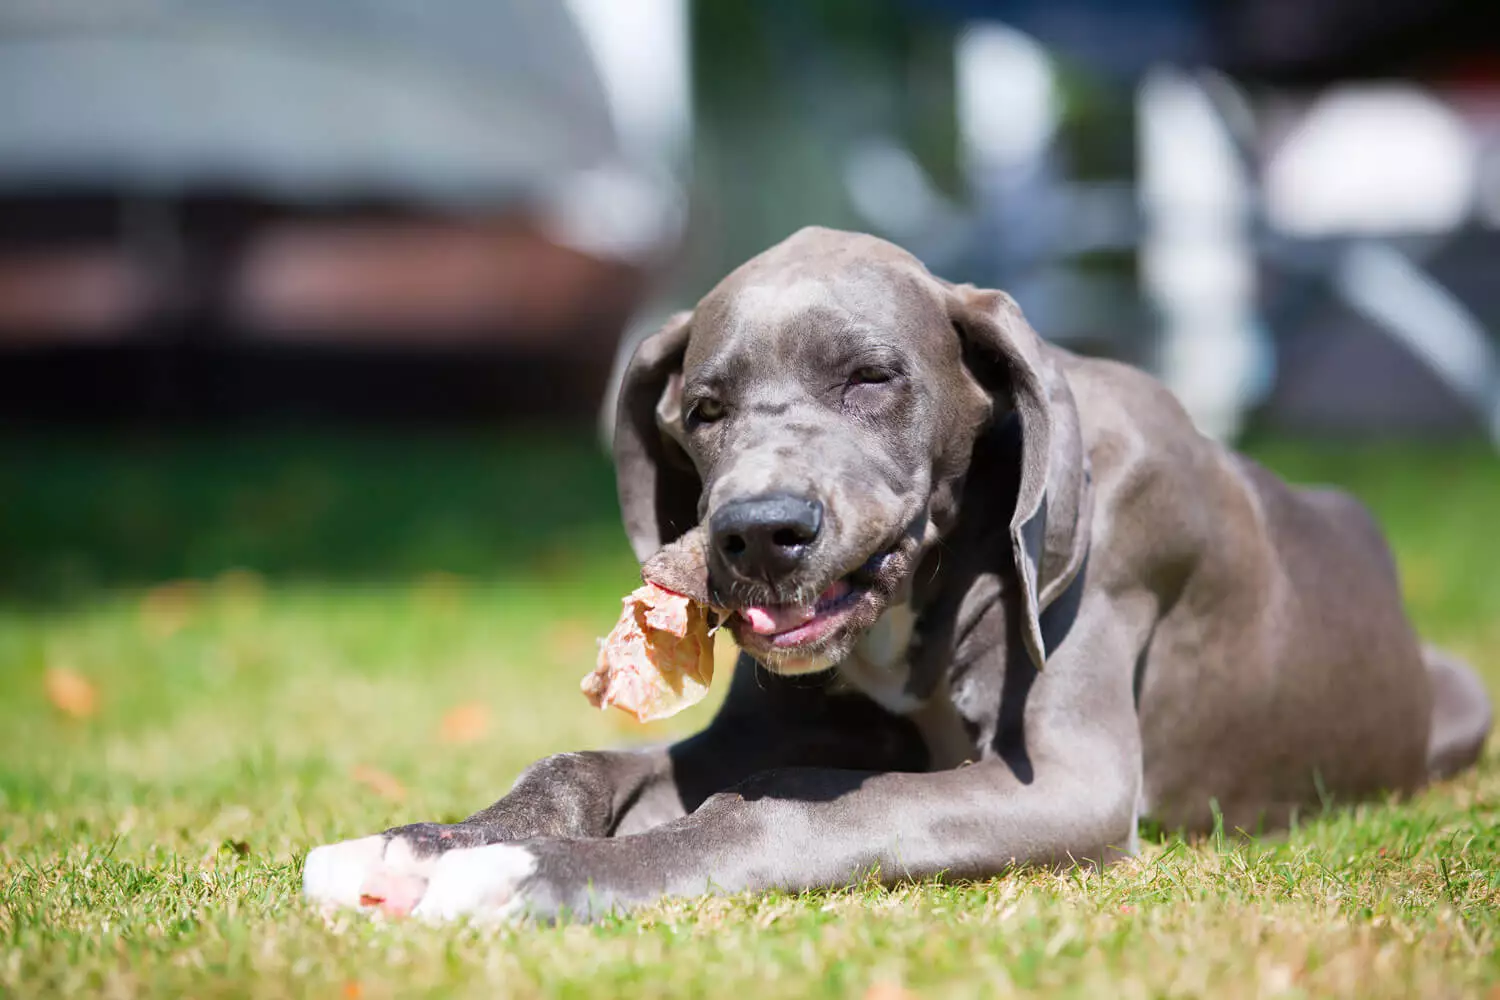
{"left": 581, "top": 582, "right": 716, "bottom": 722}
{"left": 639, "top": 526, "right": 712, "bottom": 605}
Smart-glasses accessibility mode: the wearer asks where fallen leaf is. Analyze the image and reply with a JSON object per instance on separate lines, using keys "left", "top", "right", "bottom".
{"left": 214, "top": 568, "right": 265, "bottom": 612}
{"left": 545, "top": 619, "right": 597, "bottom": 666}
{"left": 438, "top": 702, "right": 490, "bottom": 744}
{"left": 413, "top": 572, "right": 466, "bottom": 615}
{"left": 44, "top": 665, "right": 98, "bottom": 719}
{"left": 140, "top": 580, "right": 202, "bottom": 639}
{"left": 529, "top": 544, "right": 581, "bottom": 580}
{"left": 351, "top": 764, "right": 407, "bottom": 802}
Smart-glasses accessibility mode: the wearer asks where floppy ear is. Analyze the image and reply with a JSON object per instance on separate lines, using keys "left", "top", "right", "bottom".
{"left": 611, "top": 311, "right": 704, "bottom": 562}
{"left": 948, "top": 286, "right": 1094, "bottom": 671}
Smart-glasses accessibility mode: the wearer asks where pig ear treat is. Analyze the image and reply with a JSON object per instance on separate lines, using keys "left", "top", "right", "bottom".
{"left": 581, "top": 582, "right": 717, "bottom": 723}
{"left": 638, "top": 526, "right": 712, "bottom": 605}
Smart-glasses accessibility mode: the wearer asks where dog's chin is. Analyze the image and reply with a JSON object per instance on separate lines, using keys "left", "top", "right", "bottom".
{"left": 722, "top": 545, "right": 915, "bottom": 675}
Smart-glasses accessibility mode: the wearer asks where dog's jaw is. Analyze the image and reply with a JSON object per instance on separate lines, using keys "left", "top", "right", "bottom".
{"left": 727, "top": 513, "right": 931, "bottom": 674}
{"left": 730, "top": 584, "right": 885, "bottom": 671}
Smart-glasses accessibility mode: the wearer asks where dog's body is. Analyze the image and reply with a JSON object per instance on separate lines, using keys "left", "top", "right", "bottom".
{"left": 304, "top": 228, "right": 1491, "bottom": 922}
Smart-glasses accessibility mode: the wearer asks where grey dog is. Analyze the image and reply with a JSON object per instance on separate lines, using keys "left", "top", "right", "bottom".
{"left": 304, "top": 227, "right": 1492, "bottom": 922}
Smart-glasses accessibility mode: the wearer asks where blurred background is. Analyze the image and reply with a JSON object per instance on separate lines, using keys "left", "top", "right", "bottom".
{"left": 0, "top": 0, "right": 1496, "bottom": 646}
{"left": 1, "top": 4, "right": 1498, "bottom": 917}
{"left": 2, "top": 10, "right": 1498, "bottom": 988}
{"left": 1, "top": 0, "right": 1497, "bottom": 437}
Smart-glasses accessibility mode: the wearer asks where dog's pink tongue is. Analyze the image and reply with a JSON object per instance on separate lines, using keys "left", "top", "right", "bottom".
{"left": 742, "top": 603, "right": 816, "bottom": 635}
{"left": 741, "top": 581, "right": 852, "bottom": 635}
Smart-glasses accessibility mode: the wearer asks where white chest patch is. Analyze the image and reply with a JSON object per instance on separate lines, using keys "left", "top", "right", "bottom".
{"left": 840, "top": 603, "right": 921, "bottom": 713}
{"left": 838, "top": 604, "right": 974, "bottom": 769}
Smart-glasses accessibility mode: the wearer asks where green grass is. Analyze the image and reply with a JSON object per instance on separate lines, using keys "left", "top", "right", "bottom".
{"left": 1, "top": 431, "right": 1497, "bottom": 998}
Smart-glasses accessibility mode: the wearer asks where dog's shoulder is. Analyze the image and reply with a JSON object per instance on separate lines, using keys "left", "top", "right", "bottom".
{"left": 1050, "top": 349, "right": 1257, "bottom": 570}
{"left": 1052, "top": 352, "right": 1214, "bottom": 495}
{"left": 1053, "top": 351, "right": 1195, "bottom": 450}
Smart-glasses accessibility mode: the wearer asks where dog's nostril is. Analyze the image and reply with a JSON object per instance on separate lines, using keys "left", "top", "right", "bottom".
{"left": 710, "top": 493, "right": 823, "bottom": 572}
{"left": 771, "top": 528, "right": 807, "bottom": 549}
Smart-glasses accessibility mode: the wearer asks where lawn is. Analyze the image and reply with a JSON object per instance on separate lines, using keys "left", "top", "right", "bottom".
{"left": 1, "top": 431, "right": 1496, "bottom": 999}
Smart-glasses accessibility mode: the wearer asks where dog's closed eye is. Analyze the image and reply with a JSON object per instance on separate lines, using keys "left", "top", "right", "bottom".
{"left": 848, "top": 366, "right": 895, "bottom": 385}
{"left": 687, "top": 397, "right": 727, "bottom": 426}
{"left": 843, "top": 366, "right": 902, "bottom": 413}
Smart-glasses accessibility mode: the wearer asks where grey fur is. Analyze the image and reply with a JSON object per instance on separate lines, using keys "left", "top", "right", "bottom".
{"left": 313, "top": 227, "right": 1492, "bottom": 921}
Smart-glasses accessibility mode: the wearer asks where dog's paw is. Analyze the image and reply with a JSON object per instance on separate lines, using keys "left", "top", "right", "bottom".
{"left": 302, "top": 833, "right": 442, "bottom": 913}
{"left": 409, "top": 844, "right": 538, "bottom": 924}
{"left": 303, "top": 832, "right": 536, "bottom": 923}
{"left": 303, "top": 835, "right": 391, "bottom": 909}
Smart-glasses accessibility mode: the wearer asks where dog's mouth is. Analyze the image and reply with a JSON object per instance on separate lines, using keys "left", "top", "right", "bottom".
{"left": 722, "top": 548, "right": 898, "bottom": 667}
{"left": 739, "top": 576, "right": 865, "bottom": 647}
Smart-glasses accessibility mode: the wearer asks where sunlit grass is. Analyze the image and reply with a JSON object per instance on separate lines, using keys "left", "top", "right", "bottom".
{"left": 1, "top": 433, "right": 1496, "bottom": 998}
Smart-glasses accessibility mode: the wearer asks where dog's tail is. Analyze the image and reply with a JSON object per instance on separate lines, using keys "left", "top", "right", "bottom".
{"left": 1423, "top": 644, "right": 1493, "bottom": 781}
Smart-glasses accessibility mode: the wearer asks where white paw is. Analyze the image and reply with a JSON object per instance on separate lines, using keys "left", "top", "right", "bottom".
{"left": 409, "top": 844, "right": 537, "bottom": 924}
{"left": 302, "top": 835, "right": 389, "bottom": 907}
{"left": 302, "top": 834, "right": 443, "bottom": 914}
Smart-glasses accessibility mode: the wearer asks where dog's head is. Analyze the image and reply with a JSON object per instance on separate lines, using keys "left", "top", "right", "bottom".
{"left": 613, "top": 227, "right": 1090, "bottom": 674}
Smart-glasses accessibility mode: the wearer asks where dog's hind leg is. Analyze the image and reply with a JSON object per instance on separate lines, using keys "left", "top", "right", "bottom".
{"left": 1423, "top": 644, "right": 1492, "bottom": 781}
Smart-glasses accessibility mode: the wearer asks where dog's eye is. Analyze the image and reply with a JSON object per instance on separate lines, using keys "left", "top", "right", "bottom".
{"left": 848, "top": 366, "right": 894, "bottom": 385}
{"left": 841, "top": 365, "right": 901, "bottom": 415}
{"left": 689, "top": 398, "right": 726, "bottom": 424}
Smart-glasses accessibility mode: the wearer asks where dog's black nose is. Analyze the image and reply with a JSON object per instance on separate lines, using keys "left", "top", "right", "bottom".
{"left": 710, "top": 493, "right": 823, "bottom": 579}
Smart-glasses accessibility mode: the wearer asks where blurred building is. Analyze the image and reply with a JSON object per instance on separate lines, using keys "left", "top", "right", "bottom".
{"left": 1, "top": 0, "right": 1496, "bottom": 440}
{"left": 0, "top": 0, "right": 687, "bottom": 422}
{"left": 681, "top": 0, "right": 1500, "bottom": 441}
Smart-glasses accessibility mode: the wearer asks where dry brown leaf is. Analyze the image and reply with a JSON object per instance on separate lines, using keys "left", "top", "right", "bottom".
{"left": 529, "top": 544, "right": 582, "bottom": 580}
{"left": 214, "top": 568, "right": 265, "bottom": 611}
{"left": 545, "top": 619, "right": 596, "bottom": 666}
{"left": 44, "top": 665, "right": 98, "bottom": 719}
{"left": 438, "top": 702, "right": 490, "bottom": 744}
{"left": 413, "top": 572, "right": 467, "bottom": 615}
{"left": 350, "top": 764, "right": 407, "bottom": 802}
{"left": 140, "top": 580, "right": 202, "bottom": 639}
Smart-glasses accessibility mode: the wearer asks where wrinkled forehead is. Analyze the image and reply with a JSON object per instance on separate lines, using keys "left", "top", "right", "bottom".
{"left": 684, "top": 260, "right": 947, "bottom": 374}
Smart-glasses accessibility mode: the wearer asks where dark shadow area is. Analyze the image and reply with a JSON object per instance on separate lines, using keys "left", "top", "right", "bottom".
{"left": 0, "top": 344, "right": 617, "bottom": 427}
{"left": 0, "top": 429, "right": 634, "bottom": 604}
{"left": 0, "top": 193, "right": 633, "bottom": 427}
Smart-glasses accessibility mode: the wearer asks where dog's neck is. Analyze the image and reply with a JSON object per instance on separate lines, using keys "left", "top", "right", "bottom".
{"left": 838, "top": 604, "right": 974, "bottom": 770}
{"left": 840, "top": 603, "right": 921, "bottom": 712}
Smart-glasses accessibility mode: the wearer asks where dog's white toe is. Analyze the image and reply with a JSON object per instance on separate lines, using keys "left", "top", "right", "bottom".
{"left": 409, "top": 844, "right": 537, "bottom": 923}
{"left": 302, "top": 835, "right": 388, "bottom": 907}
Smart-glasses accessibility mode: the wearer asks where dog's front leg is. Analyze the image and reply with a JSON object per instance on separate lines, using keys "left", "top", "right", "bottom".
{"left": 303, "top": 664, "right": 927, "bottom": 913}
{"left": 412, "top": 736, "right": 1141, "bottom": 923}
{"left": 393, "top": 747, "right": 673, "bottom": 845}
{"left": 301, "top": 744, "right": 686, "bottom": 912}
